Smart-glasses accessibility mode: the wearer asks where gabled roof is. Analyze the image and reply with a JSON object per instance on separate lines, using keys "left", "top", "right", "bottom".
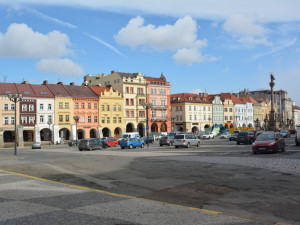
{"left": 293, "top": 105, "right": 300, "bottom": 110}
{"left": 15, "top": 83, "right": 36, "bottom": 97}
{"left": 171, "top": 93, "right": 211, "bottom": 104}
{"left": 231, "top": 94, "right": 244, "bottom": 104}
{"left": 63, "top": 85, "right": 98, "bottom": 99}
{"left": 30, "top": 84, "right": 54, "bottom": 98}
{"left": 144, "top": 76, "right": 169, "bottom": 84}
{"left": 220, "top": 93, "right": 234, "bottom": 101}
{"left": 0, "top": 83, "right": 18, "bottom": 95}
{"left": 46, "top": 83, "right": 72, "bottom": 97}
{"left": 88, "top": 86, "right": 110, "bottom": 96}
{"left": 240, "top": 96, "right": 259, "bottom": 104}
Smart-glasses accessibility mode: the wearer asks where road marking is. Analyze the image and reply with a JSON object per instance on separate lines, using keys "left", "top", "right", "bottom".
{"left": 0, "top": 169, "right": 287, "bottom": 225}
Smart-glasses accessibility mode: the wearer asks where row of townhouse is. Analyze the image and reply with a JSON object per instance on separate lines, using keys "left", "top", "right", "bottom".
{"left": 0, "top": 81, "right": 124, "bottom": 147}
{"left": 84, "top": 71, "right": 171, "bottom": 134}
{"left": 170, "top": 92, "right": 272, "bottom": 133}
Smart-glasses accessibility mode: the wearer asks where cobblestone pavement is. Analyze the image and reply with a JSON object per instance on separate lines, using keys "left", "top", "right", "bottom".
{"left": 0, "top": 171, "right": 267, "bottom": 225}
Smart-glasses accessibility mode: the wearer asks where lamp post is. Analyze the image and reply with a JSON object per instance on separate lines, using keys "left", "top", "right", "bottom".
{"left": 73, "top": 116, "right": 80, "bottom": 146}
{"left": 7, "top": 93, "right": 23, "bottom": 156}
{"left": 47, "top": 119, "right": 51, "bottom": 147}
{"left": 143, "top": 103, "right": 152, "bottom": 148}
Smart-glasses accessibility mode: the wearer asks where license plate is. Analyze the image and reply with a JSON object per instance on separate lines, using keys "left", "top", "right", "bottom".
{"left": 259, "top": 148, "right": 265, "bottom": 150}
{"left": 177, "top": 140, "right": 181, "bottom": 142}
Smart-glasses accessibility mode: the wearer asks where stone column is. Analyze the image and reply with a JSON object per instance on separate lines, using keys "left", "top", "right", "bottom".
{"left": 34, "top": 125, "right": 41, "bottom": 142}
{"left": 17, "top": 128, "right": 24, "bottom": 147}
{"left": 98, "top": 126, "right": 103, "bottom": 138}
{"left": 0, "top": 130, "right": 4, "bottom": 148}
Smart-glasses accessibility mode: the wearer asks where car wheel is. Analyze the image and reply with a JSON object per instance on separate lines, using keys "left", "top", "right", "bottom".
{"left": 115, "top": 144, "right": 117, "bottom": 147}
{"left": 160, "top": 144, "right": 163, "bottom": 146}
{"left": 99, "top": 145, "right": 103, "bottom": 150}
{"left": 208, "top": 136, "right": 210, "bottom": 139}
{"left": 141, "top": 144, "right": 144, "bottom": 148}
{"left": 212, "top": 136, "right": 214, "bottom": 139}
{"left": 79, "top": 148, "right": 82, "bottom": 151}
{"left": 275, "top": 145, "right": 279, "bottom": 153}
{"left": 129, "top": 144, "right": 133, "bottom": 149}
{"left": 282, "top": 143, "right": 285, "bottom": 151}
{"left": 186, "top": 143, "right": 190, "bottom": 148}
{"left": 89, "top": 146, "right": 93, "bottom": 151}
{"left": 175, "top": 146, "right": 179, "bottom": 148}
{"left": 253, "top": 151, "right": 257, "bottom": 155}
{"left": 121, "top": 147, "right": 125, "bottom": 149}
{"left": 237, "top": 142, "right": 240, "bottom": 145}
{"left": 197, "top": 142, "right": 200, "bottom": 147}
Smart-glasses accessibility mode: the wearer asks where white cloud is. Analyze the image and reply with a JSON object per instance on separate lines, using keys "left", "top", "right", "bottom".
{"left": 36, "top": 58, "right": 84, "bottom": 76}
{"left": 189, "top": 88, "right": 202, "bottom": 94}
{"left": 222, "top": 67, "right": 229, "bottom": 73}
{"left": 173, "top": 48, "right": 218, "bottom": 64}
{"left": 238, "top": 36, "right": 272, "bottom": 47}
{"left": 0, "top": 23, "right": 71, "bottom": 58}
{"left": 114, "top": 16, "right": 207, "bottom": 51}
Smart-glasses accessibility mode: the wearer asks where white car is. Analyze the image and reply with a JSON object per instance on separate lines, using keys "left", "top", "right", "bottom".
{"left": 202, "top": 132, "right": 214, "bottom": 139}
{"left": 220, "top": 132, "right": 230, "bottom": 139}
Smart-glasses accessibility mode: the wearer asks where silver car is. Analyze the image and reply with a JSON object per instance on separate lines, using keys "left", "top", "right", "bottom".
{"left": 173, "top": 134, "right": 200, "bottom": 148}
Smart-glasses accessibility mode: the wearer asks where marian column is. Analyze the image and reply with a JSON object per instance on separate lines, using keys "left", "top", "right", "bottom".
{"left": 268, "top": 74, "right": 276, "bottom": 131}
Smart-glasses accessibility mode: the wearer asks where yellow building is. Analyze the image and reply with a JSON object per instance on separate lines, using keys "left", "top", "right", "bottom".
{"left": 46, "top": 82, "right": 73, "bottom": 142}
{"left": 89, "top": 86, "right": 124, "bottom": 138}
{"left": 255, "top": 97, "right": 272, "bottom": 128}
{"left": 220, "top": 93, "right": 235, "bottom": 129}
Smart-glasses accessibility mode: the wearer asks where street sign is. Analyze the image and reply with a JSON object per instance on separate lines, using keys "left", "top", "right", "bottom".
{"left": 146, "top": 125, "right": 149, "bottom": 131}
{"left": 16, "top": 126, "right": 23, "bottom": 129}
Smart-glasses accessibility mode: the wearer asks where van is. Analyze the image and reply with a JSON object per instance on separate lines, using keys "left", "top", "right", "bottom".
{"left": 173, "top": 133, "right": 200, "bottom": 148}
{"left": 121, "top": 132, "right": 140, "bottom": 139}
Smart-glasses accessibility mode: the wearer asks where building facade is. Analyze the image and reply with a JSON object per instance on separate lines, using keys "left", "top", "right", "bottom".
{"left": 208, "top": 95, "right": 224, "bottom": 127}
{"left": 220, "top": 93, "right": 234, "bottom": 129}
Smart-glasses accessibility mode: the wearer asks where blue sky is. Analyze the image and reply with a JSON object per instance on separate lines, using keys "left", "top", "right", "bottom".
{"left": 1, "top": 1, "right": 300, "bottom": 104}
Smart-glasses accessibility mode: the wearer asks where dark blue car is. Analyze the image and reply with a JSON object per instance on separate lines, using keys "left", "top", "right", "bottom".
{"left": 119, "top": 138, "right": 145, "bottom": 149}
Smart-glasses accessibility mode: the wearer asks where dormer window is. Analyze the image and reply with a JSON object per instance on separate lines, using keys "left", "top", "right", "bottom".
{"left": 24, "top": 91, "right": 30, "bottom": 94}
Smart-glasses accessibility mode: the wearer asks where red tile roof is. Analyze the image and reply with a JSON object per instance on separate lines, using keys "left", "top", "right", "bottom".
{"left": 171, "top": 93, "right": 211, "bottom": 103}
{"left": 0, "top": 83, "right": 18, "bottom": 95}
{"left": 88, "top": 86, "right": 110, "bottom": 96}
{"left": 239, "top": 96, "right": 259, "bottom": 104}
{"left": 46, "top": 84, "right": 72, "bottom": 97}
{"left": 63, "top": 85, "right": 98, "bottom": 98}
{"left": 30, "top": 84, "right": 54, "bottom": 98}
{"left": 231, "top": 94, "right": 244, "bottom": 104}
{"left": 15, "top": 83, "right": 36, "bottom": 97}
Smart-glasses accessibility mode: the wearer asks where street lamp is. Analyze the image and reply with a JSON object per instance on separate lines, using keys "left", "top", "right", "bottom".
{"left": 7, "top": 93, "right": 23, "bottom": 156}
{"left": 47, "top": 119, "right": 51, "bottom": 147}
{"left": 143, "top": 103, "right": 152, "bottom": 148}
{"left": 73, "top": 116, "right": 80, "bottom": 146}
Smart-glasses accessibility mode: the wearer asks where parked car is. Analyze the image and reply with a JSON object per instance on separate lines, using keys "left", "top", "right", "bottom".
{"left": 78, "top": 139, "right": 103, "bottom": 151}
{"left": 141, "top": 136, "right": 154, "bottom": 144}
{"left": 106, "top": 137, "right": 119, "bottom": 147}
{"left": 32, "top": 142, "right": 41, "bottom": 149}
{"left": 252, "top": 131, "right": 285, "bottom": 154}
{"left": 202, "top": 132, "right": 214, "bottom": 139}
{"left": 254, "top": 131, "right": 264, "bottom": 140}
{"left": 296, "top": 125, "right": 300, "bottom": 146}
{"left": 173, "top": 133, "right": 200, "bottom": 148}
{"left": 220, "top": 132, "right": 230, "bottom": 139}
{"left": 94, "top": 138, "right": 108, "bottom": 148}
{"left": 159, "top": 136, "right": 174, "bottom": 146}
{"left": 229, "top": 133, "right": 238, "bottom": 141}
{"left": 279, "top": 130, "right": 291, "bottom": 138}
{"left": 236, "top": 131, "right": 255, "bottom": 145}
{"left": 68, "top": 140, "right": 79, "bottom": 146}
{"left": 119, "top": 138, "right": 145, "bottom": 149}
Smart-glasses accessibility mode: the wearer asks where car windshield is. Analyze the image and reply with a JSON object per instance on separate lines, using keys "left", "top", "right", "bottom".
{"left": 280, "top": 130, "right": 287, "bottom": 133}
{"left": 204, "top": 132, "right": 209, "bottom": 135}
{"left": 174, "top": 135, "right": 184, "bottom": 139}
{"left": 256, "top": 134, "right": 275, "bottom": 141}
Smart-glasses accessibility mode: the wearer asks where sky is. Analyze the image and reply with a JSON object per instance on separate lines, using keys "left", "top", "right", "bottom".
{"left": 1, "top": 1, "right": 300, "bottom": 104}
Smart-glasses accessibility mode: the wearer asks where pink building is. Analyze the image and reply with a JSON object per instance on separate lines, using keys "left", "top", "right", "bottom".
{"left": 145, "top": 73, "right": 171, "bottom": 133}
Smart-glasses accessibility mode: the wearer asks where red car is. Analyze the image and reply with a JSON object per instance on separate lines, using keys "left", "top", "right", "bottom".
{"left": 252, "top": 131, "right": 285, "bottom": 154}
{"left": 106, "top": 137, "right": 119, "bottom": 147}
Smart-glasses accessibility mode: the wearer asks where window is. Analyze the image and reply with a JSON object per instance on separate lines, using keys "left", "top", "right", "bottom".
{"left": 176, "top": 115, "right": 179, "bottom": 121}
{"left": 11, "top": 117, "right": 15, "bottom": 124}
{"left": 151, "top": 110, "right": 156, "bottom": 118}
{"left": 189, "top": 106, "right": 191, "bottom": 111}
{"left": 161, "top": 99, "right": 166, "bottom": 106}
{"left": 81, "top": 103, "right": 85, "bottom": 109}
{"left": 131, "top": 111, "right": 134, "bottom": 118}
{"left": 40, "top": 115, "right": 44, "bottom": 123}
{"left": 203, "top": 106, "right": 206, "bottom": 111}
{"left": 106, "top": 105, "right": 110, "bottom": 111}
{"left": 139, "top": 78, "right": 141, "bottom": 83}
{"left": 139, "top": 111, "right": 145, "bottom": 117}
{"left": 65, "top": 102, "right": 69, "bottom": 108}
{"left": 102, "top": 117, "right": 105, "bottom": 123}
{"left": 180, "top": 115, "right": 182, "bottom": 121}
{"left": 94, "top": 103, "right": 97, "bottom": 109}
{"left": 130, "top": 99, "right": 134, "bottom": 105}
{"left": 88, "top": 103, "right": 91, "bottom": 109}
{"left": 11, "top": 104, "right": 15, "bottom": 110}
{"left": 4, "top": 117, "right": 8, "bottom": 124}
{"left": 126, "top": 111, "right": 129, "bottom": 117}
{"left": 66, "top": 115, "right": 69, "bottom": 122}
{"left": 180, "top": 106, "right": 182, "bottom": 111}
{"left": 29, "top": 117, "right": 34, "bottom": 124}
{"left": 48, "top": 104, "right": 52, "bottom": 110}
{"left": 40, "top": 104, "right": 44, "bottom": 110}
{"left": 101, "top": 105, "right": 105, "bottom": 111}
{"left": 22, "top": 104, "right": 27, "bottom": 111}
{"left": 113, "top": 105, "right": 116, "bottom": 111}
{"left": 126, "top": 99, "right": 129, "bottom": 105}
{"left": 225, "top": 116, "right": 228, "bottom": 120}
{"left": 194, "top": 106, "right": 196, "bottom": 111}
{"left": 162, "top": 111, "right": 166, "bottom": 118}
{"left": 130, "top": 87, "right": 133, "bottom": 93}
{"left": 176, "top": 106, "right": 178, "bottom": 111}
{"left": 118, "top": 105, "right": 121, "bottom": 111}
{"left": 113, "top": 117, "right": 117, "bottom": 123}
{"left": 59, "top": 115, "right": 63, "bottom": 122}
{"left": 151, "top": 89, "right": 153, "bottom": 94}
{"left": 29, "top": 105, "right": 34, "bottom": 111}
{"left": 204, "top": 115, "right": 206, "bottom": 120}
{"left": 59, "top": 102, "right": 63, "bottom": 108}
{"left": 151, "top": 99, "right": 156, "bottom": 106}
{"left": 189, "top": 115, "right": 192, "bottom": 120}
{"left": 22, "top": 117, "right": 27, "bottom": 124}
{"left": 4, "top": 104, "right": 8, "bottom": 110}
{"left": 107, "top": 117, "right": 110, "bottom": 123}
{"left": 224, "top": 108, "right": 228, "bottom": 112}
{"left": 118, "top": 117, "right": 121, "bottom": 123}
{"left": 75, "top": 103, "right": 79, "bottom": 109}
{"left": 194, "top": 115, "right": 197, "bottom": 120}
{"left": 94, "top": 116, "right": 98, "bottom": 122}
{"left": 154, "top": 89, "right": 157, "bottom": 95}
{"left": 126, "top": 87, "right": 129, "bottom": 93}
{"left": 48, "top": 116, "right": 52, "bottom": 123}
{"left": 88, "top": 116, "right": 91, "bottom": 122}
{"left": 81, "top": 116, "right": 85, "bottom": 122}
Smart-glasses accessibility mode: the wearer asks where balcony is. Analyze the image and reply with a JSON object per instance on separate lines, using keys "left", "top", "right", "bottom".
{"left": 136, "top": 93, "right": 146, "bottom": 97}
{"left": 151, "top": 116, "right": 168, "bottom": 122}
{"left": 151, "top": 105, "right": 168, "bottom": 110}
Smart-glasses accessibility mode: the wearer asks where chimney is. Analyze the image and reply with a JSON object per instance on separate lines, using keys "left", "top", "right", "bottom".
{"left": 43, "top": 80, "right": 48, "bottom": 85}
{"left": 111, "top": 70, "right": 115, "bottom": 74}
{"left": 70, "top": 82, "right": 75, "bottom": 86}
{"left": 57, "top": 82, "right": 63, "bottom": 85}
{"left": 21, "top": 81, "right": 28, "bottom": 84}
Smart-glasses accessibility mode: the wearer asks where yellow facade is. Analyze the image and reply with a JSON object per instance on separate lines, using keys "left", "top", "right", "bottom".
{"left": 98, "top": 88, "right": 124, "bottom": 138}
{"left": 223, "top": 98, "right": 234, "bottom": 129}
{"left": 253, "top": 103, "right": 262, "bottom": 126}
{"left": 55, "top": 96, "right": 73, "bottom": 132}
